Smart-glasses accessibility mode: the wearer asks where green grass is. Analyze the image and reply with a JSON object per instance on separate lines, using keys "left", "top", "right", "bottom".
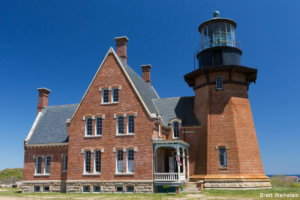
{"left": 0, "top": 188, "right": 186, "bottom": 200}
{"left": 202, "top": 187, "right": 300, "bottom": 199}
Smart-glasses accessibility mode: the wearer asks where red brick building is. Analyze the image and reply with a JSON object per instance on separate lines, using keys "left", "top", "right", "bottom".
{"left": 22, "top": 12, "right": 270, "bottom": 193}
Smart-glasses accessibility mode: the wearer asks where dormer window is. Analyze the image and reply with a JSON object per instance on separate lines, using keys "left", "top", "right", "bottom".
{"left": 173, "top": 121, "right": 180, "bottom": 139}
{"left": 102, "top": 89, "right": 109, "bottom": 103}
{"left": 216, "top": 76, "right": 223, "bottom": 90}
{"left": 112, "top": 88, "right": 119, "bottom": 102}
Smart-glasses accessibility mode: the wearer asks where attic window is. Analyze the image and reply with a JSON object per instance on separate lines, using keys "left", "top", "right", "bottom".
{"left": 173, "top": 121, "right": 180, "bottom": 139}
{"left": 85, "top": 118, "right": 92, "bottom": 136}
{"left": 102, "top": 89, "right": 109, "bottom": 103}
{"left": 112, "top": 88, "right": 119, "bottom": 102}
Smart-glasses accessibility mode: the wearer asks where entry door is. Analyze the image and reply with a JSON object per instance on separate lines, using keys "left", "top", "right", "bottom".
{"left": 169, "top": 157, "right": 174, "bottom": 172}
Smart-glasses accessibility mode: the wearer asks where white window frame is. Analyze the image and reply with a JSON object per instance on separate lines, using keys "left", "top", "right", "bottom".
{"left": 116, "top": 150, "right": 124, "bottom": 173}
{"left": 94, "top": 150, "right": 101, "bottom": 174}
{"left": 216, "top": 76, "right": 223, "bottom": 90}
{"left": 62, "top": 155, "right": 68, "bottom": 171}
{"left": 172, "top": 121, "right": 180, "bottom": 139}
{"left": 85, "top": 118, "right": 93, "bottom": 136}
{"left": 84, "top": 151, "right": 91, "bottom": 174}
{"left": 127, "top": 115, "right": 135, "bottom": 135}
{"left": 95, "top": 117, "right": 102, "bottom": 136}
{"left": 126, "top": 149, "right": 134, "bottom": 174}
{"left": 102, "top": 89, "right": 109, "bottom": 104}
{"left": 112, "top": 88, "right": 119, "bottom": 103}
{"left": 116, "top": 116, "right": 124, "bottom": 135}
{"left": 44, "top": 156, "right": 51, "bottom": 175}
{"left": 35, "top": 156, "right": 42, "bottom": 175}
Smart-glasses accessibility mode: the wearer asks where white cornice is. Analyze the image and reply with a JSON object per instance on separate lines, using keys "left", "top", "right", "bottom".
{"left": 25, "top": 111, "right": 43, "bottom": 143}
{"left": 25, "top": 143, "right": 68, "bottom": 148}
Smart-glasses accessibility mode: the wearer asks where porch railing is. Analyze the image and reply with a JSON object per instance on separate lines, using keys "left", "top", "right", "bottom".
{"left": 154, "top": 173, "right": 179, "bottom": 182}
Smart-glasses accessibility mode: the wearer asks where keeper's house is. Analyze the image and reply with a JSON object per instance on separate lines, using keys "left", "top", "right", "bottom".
{"left": 22, "top": 12, "right": 271, "bottom": 193}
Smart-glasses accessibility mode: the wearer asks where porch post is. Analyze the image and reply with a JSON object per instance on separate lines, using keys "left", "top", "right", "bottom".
{"left": 182, "top": 149, "right": 186, "bottom": 180}
{"left": 155, "top": 146, "right": 158, "bottom": 173}
{"left": 187, "top": 149, "right": 190, "bottom": 181}
{"left": 176, "top": 145, "right": 180, "bottom": 181}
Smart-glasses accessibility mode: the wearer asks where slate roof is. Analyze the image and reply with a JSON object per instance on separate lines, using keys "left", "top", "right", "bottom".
{"left": 153, "top": 97, "right": 200, "bottom": 126}
{"left": 119, "top": 57, "right": 159, "bottom": 114}
{"left": 27, "top": 104, "right": 78, "bottom": 145}
{"left": 26, "top": 52, "right": 200, "bottom": 145}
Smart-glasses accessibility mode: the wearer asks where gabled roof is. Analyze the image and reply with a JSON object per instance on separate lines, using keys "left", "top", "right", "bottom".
{"left": 69, "top": 47, "right": 158, "bottom": 122}
{"left": 153, "top": 97, "right": 200, "bottom": 127}
{"left": 27, "top": 104, "right": 78, "bottom": 145}
{"left": 121, "top": 59, "right": 159, "bottom": 114}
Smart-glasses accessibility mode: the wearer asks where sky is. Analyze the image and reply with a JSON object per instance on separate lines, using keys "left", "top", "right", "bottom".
{"left": 0, "top": 0, "right": 299, "bottom": 175}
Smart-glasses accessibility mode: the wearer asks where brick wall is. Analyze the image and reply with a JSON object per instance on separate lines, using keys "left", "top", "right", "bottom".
{"left": 66, "top": 53, "right": 155, "bottom": 181}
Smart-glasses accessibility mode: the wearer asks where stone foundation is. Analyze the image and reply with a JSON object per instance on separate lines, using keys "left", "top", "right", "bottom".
{"left": 22, "top": 180, "right": 66, "bottom": 193}
{"left": 66, "top": 180, "right": 153, "bottom": 193}
{"left": 191, "top": 174, "right": 272, "bottom": 190}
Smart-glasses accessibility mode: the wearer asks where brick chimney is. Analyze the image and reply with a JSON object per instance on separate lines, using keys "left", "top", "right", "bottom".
{"left": 37, "top": 88, "right": 51, "bottom": 114}
{"left": 114, "top": 36, "right": 129, "bottom": 64}
{"left": 141, "top": 64, "right": 152, "bottom": 86}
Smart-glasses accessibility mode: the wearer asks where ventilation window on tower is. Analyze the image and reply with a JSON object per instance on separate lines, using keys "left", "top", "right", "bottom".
{"left": 216, "top": 76, "right": 223, "bottom": 90}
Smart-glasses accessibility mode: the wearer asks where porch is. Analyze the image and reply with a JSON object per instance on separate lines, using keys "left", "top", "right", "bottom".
{"left": 153, "top": 140, "right": 190, "bottom": 185}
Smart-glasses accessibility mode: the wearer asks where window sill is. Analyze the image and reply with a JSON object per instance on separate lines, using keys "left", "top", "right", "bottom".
{"left": 84, "top": 135, "right": 102, "bottom": 138}
{"left": 218, "top": 166, "right": 228, "bottom": 170}
{"left": 116, "top": 134, "right": 134, "bottom": 137}
{"left": 101, "top": 102, "right": 118, "bottom": 105}
{"left": 34, "top": 174, "right": 50, "bottom": 177}
{"left": 83, "top": 173, "right": 101, "bottom": 176}
{"left": 115, "top": 173, "right": 134, "bottom": 176}
{"left": 62, "top": 170, "right": 67, "bottom": 173}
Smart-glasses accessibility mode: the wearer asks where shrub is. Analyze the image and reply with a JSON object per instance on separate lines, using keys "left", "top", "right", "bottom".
{"left": 270, "top": 175, "right": 299, "bottom": 187}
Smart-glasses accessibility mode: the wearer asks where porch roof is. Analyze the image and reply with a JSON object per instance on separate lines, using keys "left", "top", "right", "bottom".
{"left": 152, "top": 139, "right": 190, "bottom": 149}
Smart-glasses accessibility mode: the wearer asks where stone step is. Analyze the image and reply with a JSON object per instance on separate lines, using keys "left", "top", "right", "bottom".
{"left": 183, "top": 182, "right": 200, "bottom": 193}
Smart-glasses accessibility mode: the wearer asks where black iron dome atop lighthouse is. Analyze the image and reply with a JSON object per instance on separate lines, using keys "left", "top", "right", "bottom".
{"left": 197, "top": 11, "right": 242, "bottom": 67}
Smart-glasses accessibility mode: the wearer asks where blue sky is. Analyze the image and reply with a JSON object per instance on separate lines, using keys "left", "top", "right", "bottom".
{"left": 0, "top": 0, "right": 299, "bottom": 174}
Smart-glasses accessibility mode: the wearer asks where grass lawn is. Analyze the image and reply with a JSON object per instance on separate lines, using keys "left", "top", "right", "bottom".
{"left": 202, "top": 187, "right": 300, "bottom": 199}
{"left": 0, "top": 187, "right": 300, "bottom": 199}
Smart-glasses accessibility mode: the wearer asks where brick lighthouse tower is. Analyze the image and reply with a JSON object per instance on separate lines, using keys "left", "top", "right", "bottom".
{"left": 184, "top": 11, "right": 271, "bottom": 189}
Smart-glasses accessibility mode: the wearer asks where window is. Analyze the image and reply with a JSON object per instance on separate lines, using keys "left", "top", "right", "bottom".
{"left": 86, "top": 118, "right": 92, "bottom": 136}
{"left": 127, "top": 150, "right": 134, "bottom": 173}
{"left": 102, "top": 89, "right": 109, "bottom": 103}
{"left": 44, "top": 156, "right": 51, "bottom": 174}
{"left": 127, "top": 116, "right": 134, "bottom": 134}
{"left": 43, "top": 186, "right": 49, "bottom": 192}
{"left": 219, "top": 147, "right": 227, "bottom": 167}
{"left": 84, "top": 151, "right": 91, "bottom": 173}
{"left": 126, "top": 185, "right": 134, "bottom": 193}
{"left": 116, "top": 150, "right": 124, "bottom": 173}
{"left": 173, "top": 121, "right": 180, "bottom": 139}
{"left": 112, "top": 88, "right": 119, "bottom": 102}
{"left": 35, "top": 157, "right": 42, "bottom": 174}
{"left": 63, "top": 155, "right": 68, "bottom": 171}
{"left": 96, "top": 118, "right": 102, "bottom": 135}
{"left": 93, "top": 186, "right": 100, "bottom": 192}
{"left": 117, "top": 116, "right": 124, "bottom": 134}
{"left": 216, "top": 76, "right": 223, "bottom": 90}
{"left": 83, "top": 185, "right": 90, "bottom": 193}
{"left": 116, "top": 186, "right": 123, "bottom": 193}
{"left": 34, "top": 186, "right": 40, "bottom": 192}
{"left": 94, "top": 150, "right": 101, "bottom": 173}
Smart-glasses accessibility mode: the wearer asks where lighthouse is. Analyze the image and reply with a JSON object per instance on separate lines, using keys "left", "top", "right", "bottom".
{"left": 184, "top": 11, "right": 271, "bottom": 189}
